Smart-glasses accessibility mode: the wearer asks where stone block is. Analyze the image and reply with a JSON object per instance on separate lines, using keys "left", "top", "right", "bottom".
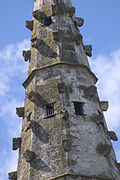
{"left": 22, "top": 50, "right": 31, "bottom": 62}
{"left": 75, "top": 17, "right": 84, "bottom": 27}
{"left": 84, "top": 45, "right": 92, "bottom": 57}
{"left": 62, "top": 139, "right": 71, "bottom": 152}
{"left": 26, "top": 20, "right": 33, "bottom": 31}
{"left": 53, "top": 30, "right": 61, "bottom": 41}
{"left": 16, "top": 107, "right": 24, "bottom": 117}
{"left": 31, "top": 37, "right": 42, "bottom": 48}
{"left": 32, "top": 10, "right": 45, "bottom": 20}
{"left": 97, "top": 144, "right": 111, "bottom": 156}
{"left": 100, "top": 101, "right": 109, "bottom": 111}
{"left": 8, "top": 171, "right": 17, "bottom": 180}
{"left": 68, "top": 7, "right": 75, "bottom": 17}
{"left": 108, "top": 131, "right": 118, "bottom": 141}
{"left": 23, "top": 150, "right": 35, "bottom": 163}
{"left": 12, "top": 137, "right": 21, "bottom": 150}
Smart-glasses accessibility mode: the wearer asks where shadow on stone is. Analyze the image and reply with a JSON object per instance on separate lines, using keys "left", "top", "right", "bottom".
{"left": 27, "top": 91, "right": 48, "bottom": 108}
{"left": 30, "top": 152, "right": 51, "bottom": 172}
{"left": 31, "top": 121, "right": 49, "bottom": 143}
{"left": 37, "top": 39, "right": 58, "bottom": 58}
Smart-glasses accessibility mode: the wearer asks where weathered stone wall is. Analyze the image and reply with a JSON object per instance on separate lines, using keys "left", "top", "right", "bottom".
{"left": 15, "top": 0, "right": 120, "bottom": 180}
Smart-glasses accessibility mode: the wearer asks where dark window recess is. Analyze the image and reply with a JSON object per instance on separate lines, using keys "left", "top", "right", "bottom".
{"left": 73, "top": 102, "right": 84, "bottom": 115}
{"left": 44, "top": 16, "right": 52, "bottom": 26}
{"left": 46, "top": 103, "right": 54, "bottom": 118}
{"left": 27, "top": 112, "right": 32, "bottom": 122}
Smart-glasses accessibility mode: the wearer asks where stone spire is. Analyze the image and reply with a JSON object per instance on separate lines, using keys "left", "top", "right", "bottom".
{"left": 9, "top": 0, "right": 120, "bottom": 179}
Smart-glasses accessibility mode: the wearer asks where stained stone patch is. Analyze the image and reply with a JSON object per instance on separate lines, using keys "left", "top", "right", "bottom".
{"left": 100, "top": 101, "right": 109, "bottom": 111}
{"left": 16, "top": 107, "right": 24, "bottom": 117}
{"left": 12, "top": 137, "right": 21, "bottom": 150}
{"left": 97, "top": 144, "right": 111, "bottom": 156}
{"left": 26, "top": 20, "right": 33, "bottom": 31}
{"left": 108, "top": 131, "right": 118, "bottom": 141}
{"left": 74, "top": 17, "right": 84, "bottom": 27}
{"left": 62, "top": 139, "right": 72, "bottom": 152}
{"left": 22, "top": 50, "right": 31, "bottom": 62}
{"left": 24, "top": 150, "right": 35, "bottom": 163}
{"left": 84, "top": 45, "right": 92, "bottom": 57}
{"left": 8, "top": 171, "right": 17, "bottom": 180}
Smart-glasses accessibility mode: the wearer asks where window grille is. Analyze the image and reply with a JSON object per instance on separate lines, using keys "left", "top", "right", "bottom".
{"left": 45, "top": 103, "right": 54, "bottom": 118}
{"left": 73, "top": 102, "right": 84, "bottom": 115}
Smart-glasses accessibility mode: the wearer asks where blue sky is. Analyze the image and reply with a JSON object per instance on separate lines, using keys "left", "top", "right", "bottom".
{"left": 0, "top": 1, "right": 120, "bottom": 179}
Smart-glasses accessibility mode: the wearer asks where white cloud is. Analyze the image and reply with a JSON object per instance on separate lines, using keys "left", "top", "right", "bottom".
{"left": 90, "top": 49, "right": 120, "bottom": 130}
{"left": 0, "top": 39, "right": 29, "bottom": 180}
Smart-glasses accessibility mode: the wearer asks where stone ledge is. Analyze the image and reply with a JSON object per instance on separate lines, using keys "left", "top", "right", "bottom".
{"left": 22, "top": 63, "right": 98, "bottom": 88}
{"left": 47, "top": 173, "right": 112, "bottom": 180}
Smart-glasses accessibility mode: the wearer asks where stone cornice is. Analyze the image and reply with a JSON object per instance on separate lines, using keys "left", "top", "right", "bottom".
{"left": 22, "top": 63, "right": 98, "bottom": 88}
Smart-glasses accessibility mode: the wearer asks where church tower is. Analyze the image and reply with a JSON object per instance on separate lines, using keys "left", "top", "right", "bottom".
{"left": 8, "top": 0, "right": 120, "bottom": 179}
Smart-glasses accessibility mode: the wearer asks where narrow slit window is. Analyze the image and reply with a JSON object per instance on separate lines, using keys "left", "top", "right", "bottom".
{"left": 27, "top": 112, "right": 32, "bottom": 122}
{"left": 73, "top": 102, "right": 84, "bottom": 115}
{"left": 46, "top": 103, "right": 54, "bottom": 118}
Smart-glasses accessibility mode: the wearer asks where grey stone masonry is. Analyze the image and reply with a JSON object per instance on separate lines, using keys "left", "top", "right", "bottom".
{"left": 14, "top": 0, "right": 120, "bottom": 180}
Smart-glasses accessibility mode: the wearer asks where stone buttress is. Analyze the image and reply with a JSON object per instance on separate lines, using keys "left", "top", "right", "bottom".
{"left": 8, "top": 0, "right": 120, "bottom": 180}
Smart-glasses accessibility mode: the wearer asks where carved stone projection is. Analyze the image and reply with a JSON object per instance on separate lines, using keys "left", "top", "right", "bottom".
{"left": 100, "top": 101, "right": 109, "bottom": 111}
{"left": 84, "top": 45, "right": 92, "bottom": 57}
{"left": 108, "top": 131, "right": 118, "bottom": 141}
{"left": 12, "top": 137, "right": 21, "bottom": 150}
{"left": 8, "top": 171, "right": 17, "bottom": 180}
{"left": 26, "top": 20, "right": 33, "bottom": 31}
{"left": 22, "top": 50, "right": 31, "bottom": 62}
{"left": 74, "top": 17, "right": 84, "bottom": 27}
{"left": 16, "top": 107, "right": 24, "bottom": 117}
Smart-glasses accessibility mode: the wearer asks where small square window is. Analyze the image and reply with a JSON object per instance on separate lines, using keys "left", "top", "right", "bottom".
{"left": 73, "top": 102, "right": 84, "bottom": 115}
{"left": 45, "top": 103, "right": 54, "bottom": 118}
